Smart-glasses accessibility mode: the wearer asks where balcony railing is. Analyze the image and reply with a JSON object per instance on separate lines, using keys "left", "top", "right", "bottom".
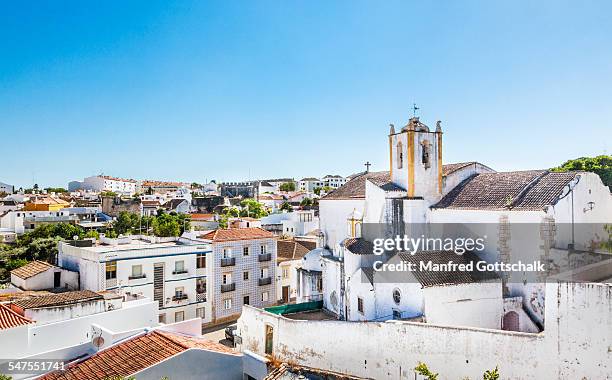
{"left": 172, "top": 294, "right": 188, "bottom": 302}
{"left": 128, "top": 274, "right": 146, "bottom": 280}
{"left": 258, "top": 277, "right": 272, "bottom": 286}
{"left": 172, "top": 270, "right": 189, "bottom": 275}
{"left": 220, "top": 257, "right": 236, "bottom": 267}
{"left": 220, "top": 283, "right": 236, "bottom": 293}
{"left": 105, "top": 278, "right": 117, "bottom": 288}
{"left": 258, "top": 253, "right": 272, "bottom": 262}
{"left": 196, "top": 293, "right": 207, "bottom": 303}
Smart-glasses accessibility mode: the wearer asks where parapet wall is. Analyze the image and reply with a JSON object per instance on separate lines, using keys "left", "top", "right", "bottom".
{"left": 238, "top": 281, "right": 612, "bottom": 379}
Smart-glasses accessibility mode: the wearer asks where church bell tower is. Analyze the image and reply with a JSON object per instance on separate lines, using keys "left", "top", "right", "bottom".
{"left": 388, "top": 117, "right": 443, "bottom": 201}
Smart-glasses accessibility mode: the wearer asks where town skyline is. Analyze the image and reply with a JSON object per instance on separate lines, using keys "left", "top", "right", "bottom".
{"left": 2, "top": 1, "right": 611, "bottom": 187}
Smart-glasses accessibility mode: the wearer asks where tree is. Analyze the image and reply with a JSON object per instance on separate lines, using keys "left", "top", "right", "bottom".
{"left": 414, "top": 362, "right": 438, "bottom": 380}
{"left": 239, "top": 199, "right": 268, "bottom": 218}
{"left": 552, "top": 155, "right": 612, "bottom": 190}
{"left": 100, "top": 191, "right": 118, "bottom": 197}
{"left": 314, "top": 186, "right": 333, "bottom": 196}
{"left": 44, "top": 187, "right": 67, "bottom": 193}
{"left": 300, "top": 197, "right": 313, "bottom": 207}
{"left": 483, "top": 366, "right": 500, "bottom": 380}
{"left": 151, "top": 213, "right": 180, "bottom": 237}
{"left": 113, "top": 212, "right": 139, "bottom": 235}
{"left": 279, "top": 182, "right": 296, "bottom": 192}
{"left": 280, "top": 202, "right": 293, "bottom": 212}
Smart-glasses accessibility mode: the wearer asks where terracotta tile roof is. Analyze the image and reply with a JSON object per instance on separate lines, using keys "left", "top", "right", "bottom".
{"left": 322, "top": 163, "right": 491, "bottom": 200}
{"left": 141, "top": 200, "right": 161, "bottom": 207}
{"left": 277, "top": 240, "right": 311, "bottom": 262}
{"left": 343, "top": 238, "right": 374, "bottom": 255}
{"left": 100, "top": 175, "right": 137, "bottom": 183}
{"left": 27, "top": 196, "right": 70, "bottom": 206}
{"left": 199, "top": 227, "right": 274, "bottom": 242}
{"left": 140, "top": 180, "right": 187, "bottom": 187}
{"left": 397, "top": 251, "right": 499, "bottom": 287}
{"left": 0, "top": 304, "right": 33, "bottom": 330}
{"left": 39, "top": 330, "right": 237, "bottom": 380}
{"left": 190, "top": 213, "right": 215, "bottom": 220}
{"left": 321, "top": 171, "right": 389, "bottom": 200}
{"left": 11, "top": 260, "right": 56, "bottom": 280}
{"left": 433, "top": 170, "right": 578, "bottom": 211}
{"left": 13, "top": 290, "right": 103, "bottom": 310}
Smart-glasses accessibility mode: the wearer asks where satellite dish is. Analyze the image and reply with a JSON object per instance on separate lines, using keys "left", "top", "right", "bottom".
{"left": 73, "top": 235, "right": 79, "bottom": 240}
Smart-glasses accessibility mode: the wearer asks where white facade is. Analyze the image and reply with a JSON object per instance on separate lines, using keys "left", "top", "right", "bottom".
{"left": 11, "top": 266, "right": 79, "bottom": 291}
{"left": 238, "top": 277, "right": 612, "bottom": 380}
{"left": 82, "top": 175, "right": 137, "bottom": 196}
{"left": 298, "top": 178, "right": 324, "bottom": 193}
{"left": 0, "top": 181, "right": 14, "bottom": 194}
{"left": 58, "top": 236, "right": 212, "bottom": 325}
{"left": 322, "top": 175, "right": 347, "bottom": 189}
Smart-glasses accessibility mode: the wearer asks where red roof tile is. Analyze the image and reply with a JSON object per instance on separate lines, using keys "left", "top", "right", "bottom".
{"left": 39, "top": 330, "right": 237, "bottom": 380}
{"left": 0, "top": 304, "right": 33, "bottom": 330}
{"left": 199, "top": 227, "right": 274, "bottom": 242}
{"left": 11, "top": 260, "right": 56, "bottom": 280}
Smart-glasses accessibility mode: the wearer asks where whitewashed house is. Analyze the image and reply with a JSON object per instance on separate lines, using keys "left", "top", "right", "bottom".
{"left": 322, "top": 175, "right": 347, "bottom": 189}
{"left": 0, "top": 181, "right": 14, "bottom": 194}
{"left": 298, "top": 178, "right": 324, "bottom": 193}
{"left": 10, "top": 260, "right": 79, "bottom": 291}
{"left": 276, "top": 239, "right": 314, "bottom": 303}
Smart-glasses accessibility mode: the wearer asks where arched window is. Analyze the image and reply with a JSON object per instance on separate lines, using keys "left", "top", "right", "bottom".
{"left": 396, "top": 142, "right": 403, "bottom": 169}
{"left": 421, "top": 140, "right": 431, "bottom": 169}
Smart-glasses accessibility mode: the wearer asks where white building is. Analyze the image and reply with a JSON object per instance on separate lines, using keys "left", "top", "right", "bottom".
{"left": 322, "top": 175, "right": 347, "bottom": 189}
{"left": 311, "top": 116, "right": 611, "bottom": 331}
{"left": 298, "top": 178, "right": 324, "bottom": 193}
{"left": 0, "top": 210, "right": 78, "bottom": 234}
{"left": 82, "top": 175, "right": 137, "bottom": 196}
{"left": 58, "top": 235, "right": 212, "bottom": 325}
{"left": 276, "top": 239, "right": 314, "bottom": 303}
{"left": 10, "top": 260, "right": 79, "bottom": 291}
{"left": 261, "top": 210, "right": 319, "bottom": 237}
{"left": 0, "top": 181, "right": 14, "bottom": 194}
{"left": 193, "top": 227, "right": 277, "bottom": 324}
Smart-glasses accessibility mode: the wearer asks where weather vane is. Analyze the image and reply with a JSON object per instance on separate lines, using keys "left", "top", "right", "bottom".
{"left": 413, "top": 103, "right": 420, "bottom": 117}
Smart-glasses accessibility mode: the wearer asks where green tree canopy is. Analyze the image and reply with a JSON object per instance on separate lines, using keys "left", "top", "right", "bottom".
{"left": 300, "top": 197, "right": 313, "bottom": 207}
{"left": 552, "top": 155, "right": 612, "bottom": 190}
{"left": 280, "top": 202, "right": 293, "bottom": 212}
{"left": 239, "top": 198, "right": 268, "bottom": 218}
{"left": 279, "top": 182, "right": 296, "bottom": 192}
{"left": 151, "top": 213, "right": 181, "bottom": 237}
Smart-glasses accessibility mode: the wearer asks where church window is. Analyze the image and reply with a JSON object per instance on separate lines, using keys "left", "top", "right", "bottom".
{"left": 396, "top": 142, "right": 403, "bottom": 169}
{"left": 392, "top": 288, "right": 401, "bottom": 305}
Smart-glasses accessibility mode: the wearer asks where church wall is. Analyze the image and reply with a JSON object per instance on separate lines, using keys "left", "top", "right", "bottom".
{"left": 238, "top": 280, "right": 612, "bottom": 379}
{"left": 321, "top": 257, "right": 342, "bottom": 315}
{"left": 373, "top": 280, "right": 424, "bottom": 320}
{"left": 319, "top": 199, "right": 365, "bottom": 253}
{"left": 423, "top": 281, "right": 503, "bottom": 329}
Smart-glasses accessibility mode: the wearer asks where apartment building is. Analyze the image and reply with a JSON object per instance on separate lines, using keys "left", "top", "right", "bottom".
{"left": 322, "top": 174, "right": 347, "bottom": 189}
{"left": 58, "top": 235, "right": 211, "bottom": 325}
{"left": 197, "top": 227, "right": 277, "bottom": 324}
{"left": 82, "top": 175, "right": 138, "bottom": 195}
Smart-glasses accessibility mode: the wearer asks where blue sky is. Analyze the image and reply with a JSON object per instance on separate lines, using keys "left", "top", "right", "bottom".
{"left": 1, "top": 1, "right": 610, "bottom": 188}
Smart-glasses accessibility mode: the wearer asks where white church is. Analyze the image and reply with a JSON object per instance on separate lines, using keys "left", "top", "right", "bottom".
{"left": 300, "top": 116, "right": 611, "bottom": 333}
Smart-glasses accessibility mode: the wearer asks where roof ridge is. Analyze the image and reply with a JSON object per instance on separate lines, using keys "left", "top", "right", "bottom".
{"left": 506, "top": 170, "right": 549, "bottom": 209}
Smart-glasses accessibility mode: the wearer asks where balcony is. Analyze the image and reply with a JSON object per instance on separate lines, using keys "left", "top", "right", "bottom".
{"left": 172, "top": 270, "right": 189, "bottom": 275}
{"left": 220, "top": 257, "right": 236, "bottom": 267}
{"left": 172, "top": 294, "right": 188, "bottom": 302}
{"left": 196, "top": 293, "right": 207, "bottom": 303}
{"left": 220, "top": 283, "right": 236, "bottom": 293}
{"left": 258, "top": 253, "right": 272, "bottom": 262}
{"left": 128, "top": 274, "right": 146, "bottom": 280}
{"left": 258, "top": 277, "right": 272, "bottom": 286}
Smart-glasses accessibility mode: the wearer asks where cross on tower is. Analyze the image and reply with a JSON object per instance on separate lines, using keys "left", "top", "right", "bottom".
{"left": 413, "top": 103, "right": 420, "bottom": 117}
{"left": 364, "top": 161, "right": 371, "bottom": 173}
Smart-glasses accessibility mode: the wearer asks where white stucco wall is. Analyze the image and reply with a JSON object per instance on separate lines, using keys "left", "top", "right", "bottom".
{"left": 238, "top": 280, "right": 612, "bottom": 379}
